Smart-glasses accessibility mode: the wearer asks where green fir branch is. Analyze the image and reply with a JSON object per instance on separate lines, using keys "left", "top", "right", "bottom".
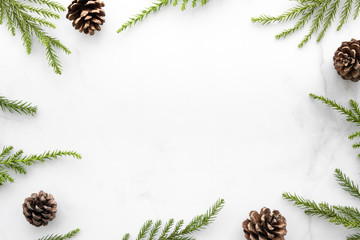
{"left": 36, "top": 228, "right": 80, "bottom": 240}
{"left": 0, "top": 96, "right": 37, "bottom": 116}
{"left": 284, "top": 167, "right": 360, "bottom": 237}
{"left": 283, "top": 192, "right": 360, "bottom": 230}
{"left": 121, "top": 199, "right": 225, "bottom": 240}
{"left": 0, "top": 0, "right": 70, "bottom": 74}
{"left": 310, "top": 93, "right": 360, "bottom": 158}
{"left": 252, "top": 0, "right": 360, "bottom": 47}
{"left": 117, "top": 0, "right": 211, "bottom": 33}
{"left": 335, "top": 169, "right": 360, "bottom": 199}
{"left": 0, "top": 146, "right": 81, "bottom": 186}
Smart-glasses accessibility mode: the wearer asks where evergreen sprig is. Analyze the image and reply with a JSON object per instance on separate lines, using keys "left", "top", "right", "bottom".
{"left": 283, "top": 168, "right": 360, "bottom": 239}
{"left": 0, "top": 0, "right": 70, "bottom": 74}
{"left": 117, "top": 0, "right": 211, "bottom": 33}
{"left": 121, "top": 198, "right": 225, "bottom": 240}
{"left": 37, "top": 228, "right": 80, "bottom": 240}
{"left": 252, "top": 0, "right": 360, "bottom": 48}
{"left": 0, "top": 145, "right": 81, "bottom": 185}
{"left": 0, "top": 96, "right": 37, "bottom": 116}
{"left": 310, "top": 93, "right": 360, "bottom": 158}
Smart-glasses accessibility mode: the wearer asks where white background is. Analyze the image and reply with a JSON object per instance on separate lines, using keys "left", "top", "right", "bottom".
{"left": 1, "top": 0, "right": 360, "bottom": 239}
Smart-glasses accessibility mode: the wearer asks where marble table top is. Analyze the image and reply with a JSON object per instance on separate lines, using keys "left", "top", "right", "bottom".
{"left": 1, "top": 0, "right": 360, "bottom": 239}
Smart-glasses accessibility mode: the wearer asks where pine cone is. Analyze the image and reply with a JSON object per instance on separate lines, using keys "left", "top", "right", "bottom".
{"left": 66, "top": 0, "right": 105, "bottom": 35}
{"left": 333, "top": 38, "right": 360, "bottom": 82}
{"left": 242, "top": 207, "right": 287, "bottom": 240}
{"left": 22, "top": 190, "right": 57, "bottom": 227}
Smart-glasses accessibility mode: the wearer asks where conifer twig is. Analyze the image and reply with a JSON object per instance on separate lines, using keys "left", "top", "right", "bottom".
{"left": 283, "top": 168, "right": 360, "bottom": 236}
{"left": 310, "top": 93, "right": 360, "bottom": 158}
{"left": 252, "top": 0, "right": 360, "bottom": 47}
{"left": 117, "top": 0, "right": 211, "bottom": 33}
{"left": 121, "top": 199, "right": 225, "bottom": 240}
{"left": 0, "top": 96, "right": 37, "bottom": 116}
{"left": 0, "top": 146, "right": 81, "bottom": 186}
{"left": 0, "top": 0, "right": 70, "bottom": 74}
{"left": 36, "top": 228, "right": 80, "bottom": 240}
{"left": 283, "top": 94, "right": 360, "bottom": 238}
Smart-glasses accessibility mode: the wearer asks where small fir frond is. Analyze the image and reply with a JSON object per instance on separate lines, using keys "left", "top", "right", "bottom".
{"left": 338, "top": 0, "right": 354, "bottom": 30}
{"left": 0, "top": 0, "right": 70, "bottom": 74}
{"left": 252, "top": 0, "right": 360, "bottom": 47}
{"left": 0, "top": 146, "right": 14, "bottom": 158}
{"left": 122, "top": 234, "right": 130, "bottom": 240}
{"left": 117, "top": 0, "right": 211, "bottom": 33}
{"left": 0, "top": 96, "right": 37, "bottom": 116}
{"left": 317, "top": 0, "right": 340, "bottom": 42}
{"left": 354, "top": 0, "right": 360, "bottom": 19}
{"left": 310, "top": 94, "right": 360, "bottom": 158}
{"left": 349, "top": 132, "right": 360, "bottom": 140}
{"left": 170, "top": 220, "right": 184, "bottom": 236}
{"left": 0, "top": 170, "right": 14, "bottom": 185}
{"left": 36, "top": 228, "right": 80, "bottom": 240}
{"left": 0, "top": 146, "right": 81, "bottom": 186}
{"left": 310, "top": 93, "right": 359, "bottom": 124}
{"left": 136, "top": 220, "right": 153, "bottom": 240}
{"left": 121, "top": 199, "right": 224, "bottom": 240}
{"left": 159, "top": 219, "right": 174, "bottom": 238}
{"left": 348, "top": 233, "right": 360, "bottom": 240}
{"left": 148, "top": 220, "right": 162, "bottom": 240}
{"left": 335, "top": 169, "right": 360, "bottom": 199}
{"left": 353, "top": 143, "right": 360, "bottom": 149}
{"left": 181, "top": 0, "right": 189, "bottom": 10}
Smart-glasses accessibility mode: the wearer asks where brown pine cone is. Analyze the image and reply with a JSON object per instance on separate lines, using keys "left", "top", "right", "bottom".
{"left": 66, "top": 0, "right": 105, "bottom": 35}
{"left": 333, "top": 38, "right": 360, "bottom": 82}
{"left": 242, "top": 207, "right": 287, "bottom": 240}
{"left": 22, "top": 190, "right": 57, "bottom": 227}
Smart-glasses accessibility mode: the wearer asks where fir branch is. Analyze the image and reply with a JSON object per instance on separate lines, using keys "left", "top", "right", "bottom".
{"left": 0, "top": 0, "right": 70, "bottom": 74}
{"left": 117, "top": 0, "right": 211, "bottom": 33}
{"left": 0, "top": 96, "right": 37, "bottom": 116}
{"left": 36, "top": 228, "right": 80, "bottom": 240}
{"left": 283, "top": 192, "right": 360, "bottom": 229}
{"left": 121, "top": 199, "right": 225, "bottom": 240}
{"left": 335, "top": 168, "right": 360, "bottom": 199}
{"left": 0, "top": 146, "right": 81, "bottom": 186}
{"left": 252, "top": 0, "right": 360, "bottom": 47}
{"left": 284, "top": 167, "right": 360, "bottom": 237}
{"left": 310, "top": 93, "right": 359, "bottom": 123}
{"left": 310, "top": 93, "right": 360, "bottom": 158}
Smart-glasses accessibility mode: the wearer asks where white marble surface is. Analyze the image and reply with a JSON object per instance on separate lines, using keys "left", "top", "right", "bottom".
{"left": 2, "top": 0, "right": 360, "bottom": 239}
